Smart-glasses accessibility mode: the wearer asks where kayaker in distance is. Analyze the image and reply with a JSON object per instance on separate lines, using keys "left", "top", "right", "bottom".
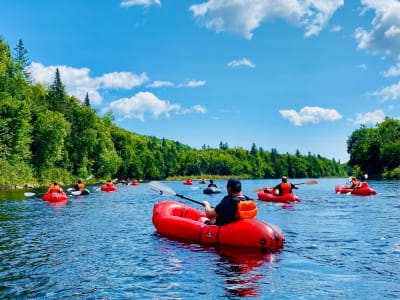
{"left": 74, "top": 179, "right": 85, "bottom": 191}
{"left": 273, "top": 176, "right": 298, "bottom": 196}
{"left": 356, "top": 174, "right": 368, "bottom": 189}
{"left": 106, "top": 180, "right": 114, "bottom": 186}
{"left": 207, "top": 179, "right": 217, "bottom": 188}
{"left": 126, "top": 178, "right": 131, "bottom": 185}
{"left": 200, "top": 178, "right": 206, "bottom": 184}
{"left": 202, "top": 178, "right": 257, "bottom": 226}
{"left": 349, "top": 176, "right": 359, "bottom": 189}
{"left": 47, "top": 181, "right": 63, "bottom": 193}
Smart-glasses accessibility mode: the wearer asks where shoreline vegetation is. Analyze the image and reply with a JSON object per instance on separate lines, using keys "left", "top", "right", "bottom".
{"left": 1, "top": 36, "right": 351, "bottom": 191}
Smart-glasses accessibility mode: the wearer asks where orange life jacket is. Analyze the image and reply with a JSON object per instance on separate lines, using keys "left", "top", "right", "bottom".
{"left": 77, "top": 183, "right": 85, "bottom": 191}
{"left": 361, "top": 182, "right": 368, "bottom": 188}
{"left": 280, "top": 182, "right": 292, "bottom": 195}
{"left": 235, "top": 197, "right": 258, "bottom": 219}
{"left": 50, "top": 185, "right": 60, "bottom": 193}
{"left": 352, "top": 180, "right": 359, "bottom": 188}
{"left": 106, "top": 182, "right": 113, "bottom": 186}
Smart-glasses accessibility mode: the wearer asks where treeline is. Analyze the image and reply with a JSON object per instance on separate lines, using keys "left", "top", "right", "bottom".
{"left": 0, "top": 37, "right": 349, "bottom": 187}
{"left": 347, "top": 118, "right": 400, "bottom": 179}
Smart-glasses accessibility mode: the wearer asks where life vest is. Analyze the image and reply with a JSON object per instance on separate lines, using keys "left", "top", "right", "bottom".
{"left": 280, "top": 182, "right": 292, "bottom": 195}
{"left": 107, "top": 182, "right": 113, "bottom": 186}
{"left": 351, "top": 180, "right": 359, "bottom": 188}
{"left": 50, "top": 185, "right": 60, "bottom": 193}
{"left": 361, "top": 182, "right": 368, "bottom": 188}
{"left": 77, "top": 183, "right": 85, "bottom": 191}
{"left": 234, "top": 196, "right": 258, "bottom": 219}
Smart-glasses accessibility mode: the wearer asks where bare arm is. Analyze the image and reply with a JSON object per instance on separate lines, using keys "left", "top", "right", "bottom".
{"left": 202, "top": 201, "right": 217, "bottom": 218}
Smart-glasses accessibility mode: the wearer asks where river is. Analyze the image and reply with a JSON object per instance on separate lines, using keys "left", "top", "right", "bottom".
{"left": 0, "top": 178, "right": 399, "bottom": 299}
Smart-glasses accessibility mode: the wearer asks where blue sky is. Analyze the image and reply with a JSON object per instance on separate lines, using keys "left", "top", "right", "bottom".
{"left": 2, "top": 0, "right": 400, "bottom": 162}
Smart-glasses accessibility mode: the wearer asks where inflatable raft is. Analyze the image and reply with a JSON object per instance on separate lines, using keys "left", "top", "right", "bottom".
{"left": 42, "top": 192, "right": 68, "bottom": 202}
{"left": 131, "top": 181, "right": 139, "bottom": 186}
{"left": 258, "top": 188, "right": 300, "bottom": 203}
{"left": 203, "top": 187, "right": 221, "bottom": 194}
{"left": 152, "top": 201, "right": 284, "bottom": 249}
{"left": 101, "top": 185, "right": 117, "bottom": 192}
{"left": 335, "top": 185, "right": 376, "bottom": 196}
{"left": 183, "top": 181, "right": 192, "bottom": 185}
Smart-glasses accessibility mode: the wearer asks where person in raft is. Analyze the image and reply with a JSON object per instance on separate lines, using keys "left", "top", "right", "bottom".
{"left": 126, "top": 178, "right": 131, "bottom": 185}
{"left": 106, "top": 180, "right": 114, "bottom": 186}
{"left": 207, "top": 179, "right": 217, "bottom": 188}
{"left": 273, "top": 176, "right": 298, "bottom": 196}
{"left": 349, "top": 176, "right": 360, "bottom": 189}
{"left": 74, "top": 180, "right": 85, "bottom": 191}
{"left": 355, "top": 174, "right": 368, "bottom": 188}
{"left": 202, "top": 178, "right": 257, "bottom": 226}
{"left": 47, "top": 181, "right": 63, "bottom": 194}
{"left": 200, "top": 178, "right": 206, "bottom": 184}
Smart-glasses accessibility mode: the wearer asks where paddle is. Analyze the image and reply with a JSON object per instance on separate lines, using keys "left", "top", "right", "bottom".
{"left": 252, "top": 180, "right": 318, "bottom": 193}
{"left": 148, "top": 181, "right": 205, "bottom": 206}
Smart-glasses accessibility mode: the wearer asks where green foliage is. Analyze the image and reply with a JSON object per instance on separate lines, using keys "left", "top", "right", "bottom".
{"left": 0, "top": 36, "right": 348, "bottom": 188}
{"left": 347, "top": 118, "right": 400, "bottom": 178}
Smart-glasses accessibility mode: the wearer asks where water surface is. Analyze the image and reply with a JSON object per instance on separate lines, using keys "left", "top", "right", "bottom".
{"left": 0, "top": 179, "right": 399, "bottom": 299}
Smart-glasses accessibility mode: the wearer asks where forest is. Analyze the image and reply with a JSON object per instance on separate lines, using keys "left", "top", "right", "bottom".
{"left": 347, "top": 118, "right": 400, "bottom": 179}
{"left": 0, "top": 37, "right": 350, "bottom": 187}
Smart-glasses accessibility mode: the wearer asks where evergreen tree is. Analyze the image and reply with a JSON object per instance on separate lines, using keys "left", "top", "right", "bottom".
{"left": 13, "top": 39, "right": 31, "bottom": 80}
{"left": 47, "top": 68, "right": 68, "bottom": 113}
{"left": 250, "top": 143, "right": 258, "bottom": 155}
{"left": 84, "top": 92, "right": 90, "bottom": 107}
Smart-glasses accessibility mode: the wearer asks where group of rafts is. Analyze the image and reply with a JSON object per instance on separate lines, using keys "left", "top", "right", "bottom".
{"left": 41, "top": 179, "right": 140, "bottom": 205}
{"left": 153, "top": 177, "right": 377, "bottom": 250}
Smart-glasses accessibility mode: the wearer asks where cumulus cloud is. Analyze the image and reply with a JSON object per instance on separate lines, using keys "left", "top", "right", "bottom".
{"left": 177, "top": 80, "right": 206, "bottom": 88}
{"left": 107, "top": 92, "right": 207, "bottom": 121}
{"left": 355, "top": 0, "right": 400, "bottom": 59}
{"left": 348, "top": 110, "right": 385, "bottom": 125}
{"left": 369, "top": 80, "right": 400, "bottom": 101}
{"left": 279, "top": 106, "right": 342, "bottom": 126}
{"left": 227, "top": 58, "right": 255, "bottom": 68}
{"left": 120, "top": 0, "right": 161, "bottom": 8}
{"left": 382, "top": 63, "right": 400, "bottom": 77}
{"left": 147, "top": 80, "right": 174, "bottom": 88}
{"left": 189, "top": 0, "right": 344, "bottom": 39}
{"left": 29, "top": 62, "right": 148, "bottom": 105}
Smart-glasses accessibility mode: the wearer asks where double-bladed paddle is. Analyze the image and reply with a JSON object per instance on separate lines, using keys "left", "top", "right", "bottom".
{"left": 252, "top": 179, "right": 318, "bottom": 193}
{"left": 148, "top": 181, "right": 205, "bottom": 207}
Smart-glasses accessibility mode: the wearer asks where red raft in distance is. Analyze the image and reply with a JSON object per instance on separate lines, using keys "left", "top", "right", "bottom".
{"left": 152, "top": 201, "right": 284, "bottom": 249}
{"left": 101, "top": 185, "right": 117, "bottom": 192}
{"left": 183, "top": 181, "right": 192, "bottom": 185}
{"left": 42, "top": 192, "right": 68, "bottom": 202}
{"left": 258, "top": 188, "right": 300, "bottom": 203}
{"left": 335, "top": 185, "right": 376, "bottom": 196}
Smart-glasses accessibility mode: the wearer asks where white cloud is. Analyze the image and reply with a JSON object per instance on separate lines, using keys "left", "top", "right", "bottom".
{"left": 280, "top": 106, "right": 342, "bottom": 126}
{"left": 107, "top": 92, "right": 207, "bottom": 121}
{"left": 29, "top": 62, "right": 148, "bottom": 105}
{"left": 108, "top": 92, "right": 180, "bottom": 121}
{"left": 330, "top": 25, "right": 342, "bottom": 32}
{"left": 177, "top": 80, "right": 206, "bottom": 88}
{"left": 175, "top": 104, "right": 207, "bottom": 115}
{"left": 369, "top": 80, "right": 400, "bottom": 101}
{"left": 359, "top": 64, "right": 368, "bottom": 70}
{"left": 189, "top": 0, "right": 344, "bottom": 39}
{"left": 355, "top": 0, "right": 400, "bottom": 59}
{"left": 147, "top": 80, "right": 174, "bottom": 88}
{"left": 120, "top": 0, "right": 161, "bottom": 8}
{"left": 348, "top": 110, "right": 385, "bottom": 125}
{"left": 382, "top": 63, "right": 400, "bottom": 77}
{"left": 227, "top": 58, "right": 255, "bottom": 68}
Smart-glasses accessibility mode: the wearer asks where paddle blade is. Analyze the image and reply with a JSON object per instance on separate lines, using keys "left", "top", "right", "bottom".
{"left": 191, "top": 186, "right": 202, "bottom": 190}
{"left": 67, "top": 188, "right": 73, "bottom": 192}
{"left": 306, "top": 180, "right": 318, "bottom": 185}
{"left": 252, "top": 187, "right": 264, "bottom": 193}
{"left": 24, "top": 192, "right": 36, "bottom": 197}
{"left": 70, "top": 191, "right": 81, "bottom": 196}
{"left": 148, "top": 181, "right": 176, "bottom": 197}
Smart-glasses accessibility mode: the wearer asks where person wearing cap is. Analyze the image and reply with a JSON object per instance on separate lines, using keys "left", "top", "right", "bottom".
{"left": 202, "top": 178, "right": 257, "bottom": 226}
{"left": 349, "top": 176, "right": 360, "bottom": 189}
{"left": 356, "top": 174, "right": 368, "bottom": 188}
{"left": 273, "top": 176, "right": 298, "bottom": 196}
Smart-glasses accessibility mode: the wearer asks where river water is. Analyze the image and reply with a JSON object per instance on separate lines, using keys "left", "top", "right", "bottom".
{"left": 0, "top": 179, "right": 399, "bottom": 299}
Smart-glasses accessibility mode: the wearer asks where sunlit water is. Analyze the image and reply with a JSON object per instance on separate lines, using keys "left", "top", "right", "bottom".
{"left": 0, "top": 179, "right": 399, "bottom": 299}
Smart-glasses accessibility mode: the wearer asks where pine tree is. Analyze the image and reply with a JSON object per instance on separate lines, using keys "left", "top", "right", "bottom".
{"left": 47, "top": 68, "right": 67, "bottom": 113}
{"left": 13, "top": 39, "right": 31, "bottom": 81}
{"left": 84, "top": 92, "right": 90, "bottom": 107}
